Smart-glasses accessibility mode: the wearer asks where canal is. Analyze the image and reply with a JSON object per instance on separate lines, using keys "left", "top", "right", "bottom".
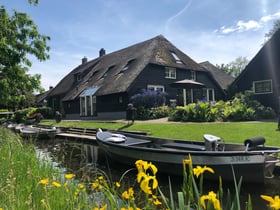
{"left": 34, "top": 137, "right": 280, "bottom": 210}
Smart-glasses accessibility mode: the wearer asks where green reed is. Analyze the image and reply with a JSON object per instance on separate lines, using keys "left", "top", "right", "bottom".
{"left": 0, "top": 127, "right": 278, "bottom": 209}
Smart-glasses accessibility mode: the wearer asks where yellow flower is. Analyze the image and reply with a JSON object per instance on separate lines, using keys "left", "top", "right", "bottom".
{"left": 41, "top": 199, "right": 46, "bottom": 205}
{"left": 183, "top": 158, "right": 192, "bottom": 165}
{"left": 65, "top": 173, "right": 75, "bottom": 179}
{"left": 135, "top": 160, "right": 157, "bottom": 175}
{"left": 137, "top": 171, "right": 147, "bottom": 183}
{"left": 152, "top": 195, "right": 162, "bottom": 205}
{"left": 261, "top": 195, "right": 280, "bottom": 210}
{"left": 98, "top": 176, "right": 103, "bottom": 180}
{"left": 115, "top": 182, "right": 121, "bottom": 188}
{"left": 140, "top": 178, "right": 152, "bottom": 194}
{"left": 147, "top": 162, "right": 158, "bottom": 175}
{"left": 193, "top": 166, "right": 214, "bottom": 178}
{"left": 200, "top": 191, "right": 221, "bottom": 210}
{"left": 92, "top": 182, "right": 99, "bottom": 189}
{"left": 100, "top": 204, "right": 107, "bottom": 210}
{"left": 78, "top": 183, "right": 84, "bottom": 189}
{"left": 122, "top": 187, "right": 134, "bottom": 200}
{"left": 39, "top": 178, "right": 48, "bottom": 185}
{"left": 52, "top": 181, "right": 61, "bottom": 188}
{"left": 122, "top": 191, "right": 130, "bottom": 199}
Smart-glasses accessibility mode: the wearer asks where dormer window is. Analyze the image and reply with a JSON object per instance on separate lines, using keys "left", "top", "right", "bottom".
{"left": 101, "top": 65, "right": 115, "bottom": 79}
{"left": 89, "top": 70, "right": 99, "bottom": 81}
{"left": 165, "top": 67, "right": 176, "bottom": 79}
{"left": 171, "top": 52, "right": 183, "bottom": 64}
{"left": 119, "top": 59, "right": 135, "bottom": 73}
{"left": 75, "top": 73, "right": 82, "bottom": 82}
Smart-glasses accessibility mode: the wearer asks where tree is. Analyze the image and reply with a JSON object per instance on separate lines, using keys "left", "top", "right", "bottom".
{"left": 216, "top": 56, "right": 249, "bottom": 78}
{"left": 265, "top": 19, "right": 280, "bottom": 40}
{"left": 0, "top": 2, "right": 50, "bottom": 109}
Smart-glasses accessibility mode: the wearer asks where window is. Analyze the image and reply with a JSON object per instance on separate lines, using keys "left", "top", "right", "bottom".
{"left": 79, "top": 86, "right": 100, "bottom": 116}
{"left": 119, "top": 59, "right": 135, "bottom": 73}
{"left": 75, "top": 73, "right": 82, "bottom": 82}
{"left": 101, "top": 65, "right": 115, "bottom": 79}
{"left": 253, "top": 80, "right": 272, "bottom": 94}
{"left": 165, "top": 67, "right": 176, "bottom": 79}
{"left": 147, "top": 85, "right": 165, "bottom": 92}
{"left": 171, "top": 52, "right": 183, "bottom": 64}
{"left": 190, "top": 71, "right": 196, "bottom": 80}
{"left": 203, "top": 88, "right": 215, "bottom": 102}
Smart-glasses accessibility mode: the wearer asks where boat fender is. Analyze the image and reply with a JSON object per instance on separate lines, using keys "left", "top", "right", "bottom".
{"left": 111, "top": 133, "right": 126, "bottom": 138}
{"left": 106, "top": 136, "right": 126, "bottom": 143}
{"left": 105, "top": 133, "right": 126, "bottom": 143}
{"left": 244, "top": 137, "right": 265, "bottom": 147}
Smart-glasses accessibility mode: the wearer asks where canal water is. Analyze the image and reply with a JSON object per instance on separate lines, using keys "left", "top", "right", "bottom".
{"left": 34, "top": 138, "right": 280, "bottom": 210}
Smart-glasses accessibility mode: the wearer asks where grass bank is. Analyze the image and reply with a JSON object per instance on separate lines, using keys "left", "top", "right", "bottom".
{"left": 41, "top": 120, "right": 280, "bottom": 146}
{"left": 0, "top": 127, "right": 60, "bottom": 209}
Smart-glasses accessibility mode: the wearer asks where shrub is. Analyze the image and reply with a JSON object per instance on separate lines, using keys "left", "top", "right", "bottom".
{"left": 130, "top": 89, "right": 167, "bottom": 109}
{"left": 37, "top": 107, "right": 53, "bottom": 119}
{"left": 136, "top": 106, "right": 169, "bottom": 120}
{"left": 168, "top": 102, "right": 219, "bottom": 122}
{"left": 12, "top": 107, "right": 37, "bottom": 123}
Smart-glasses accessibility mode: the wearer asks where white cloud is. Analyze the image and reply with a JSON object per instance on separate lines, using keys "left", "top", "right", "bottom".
{"left": 237, "top": 20, "right": 261, "bottom": 31}
{"left": 217, "top": 10, "right": 280, "bottom": 35}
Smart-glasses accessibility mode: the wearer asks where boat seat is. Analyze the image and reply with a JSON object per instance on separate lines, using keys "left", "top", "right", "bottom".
{"left": 121, "top": 138, "right": 151, "bottom": 146}
{"left": 162, "top": 142, "right": 205, "bottom": 151}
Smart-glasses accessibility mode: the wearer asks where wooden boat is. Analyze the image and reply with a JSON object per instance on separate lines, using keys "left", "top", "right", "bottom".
{"left": 20, "top": 125, "right": 57, "bottom": 139}
{"left": 96, "top": 129, "right": 280, "bottom": 183}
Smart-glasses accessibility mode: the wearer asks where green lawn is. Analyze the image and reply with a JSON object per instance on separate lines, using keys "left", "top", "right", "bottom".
{"left": 41, "top": 119, "right": 280, "bottom": 146}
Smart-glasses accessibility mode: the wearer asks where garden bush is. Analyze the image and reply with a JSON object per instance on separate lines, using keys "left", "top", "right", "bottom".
{"left": 169, "top": 102, "right": 218, "bottom": 122}
{"left": 168, "top": 92, "right": 275, "bottom": 122}
{"left": 130, "top": 89, "right": 167, "bottom": 109}
{"left": 11, "top": 107, "right": 53, "bottom": 123}
{"left": 136, "top": 106, "right": 169, "bottom": 120}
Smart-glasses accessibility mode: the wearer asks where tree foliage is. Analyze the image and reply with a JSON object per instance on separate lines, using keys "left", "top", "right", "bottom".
{"left": 265, "top": 19, "right": 280, "bottom": 40}
{"left": 0, "top": 2, "right": 50, "bottom": 109}
{"left": 216, "top": 56, "right": 249, "bottom": 78}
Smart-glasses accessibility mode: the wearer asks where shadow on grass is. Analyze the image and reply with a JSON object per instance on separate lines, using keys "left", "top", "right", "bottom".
{"left": 117, "top": 122, "right": 133, "bottom": 130}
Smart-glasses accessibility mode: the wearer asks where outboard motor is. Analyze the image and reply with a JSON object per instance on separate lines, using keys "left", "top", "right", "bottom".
{"left": 244, "top": 137, "right": 265, "bottom": 151}
{"left": 204, "top": 134, "right": 222, "bottom": 151}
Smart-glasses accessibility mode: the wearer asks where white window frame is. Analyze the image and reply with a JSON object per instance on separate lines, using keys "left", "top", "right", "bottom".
{"left": 171, "top": 52, "right": 183, "bottom": 64}
{"left": 165, "top": 67, "right": 176, "bottom": 79}
{"left": 253, "top": 79, "right": 273, "bottom": 95}
{"left": 203, "top": 88, "right": 215, "bottom": 102}
{"left": 147, "top": 85, "right": 165, "bottom": 92}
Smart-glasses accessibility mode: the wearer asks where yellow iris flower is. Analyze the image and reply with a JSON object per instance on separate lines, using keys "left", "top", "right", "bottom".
{"left": 39, "top": 178, "right": 48, "bottom": 185}
{"left": 200, "top": 191, "right": 221, "bottom": 210}
{"left": 261, "top": 195, "right": 280, "bottom": 210}
{"left": 115, "top": 182, "right": 121, "bottom": 188}
{"left": 65, "top": 173, "right": 75, "bottom": 179}
{"left": 122, "top": 187, "right": 134, "bottom": 200}
{"left": 52, "top": 181, "right": 61, "bottom": 188}
{"left": 193, "top": 166, "right": 214, "bottom": 178}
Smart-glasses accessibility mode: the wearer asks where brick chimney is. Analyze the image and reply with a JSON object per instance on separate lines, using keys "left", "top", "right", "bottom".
{"left": 82, "top": 56, "right": 88, "bottom": 64}
{"left": 99, "top": 48, "right": 106, "bottom": 57}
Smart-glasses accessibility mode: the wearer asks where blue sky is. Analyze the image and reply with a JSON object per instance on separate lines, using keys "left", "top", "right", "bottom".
{"left": 3, "top": 0, "right": 280, "bottom": 90}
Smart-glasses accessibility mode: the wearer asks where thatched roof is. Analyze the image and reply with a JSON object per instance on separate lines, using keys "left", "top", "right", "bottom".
{"left": 48, "top": 35, "right": 206, "bottom": 101}
{"left": 200, "top": 61, "right": 234, "bottom": 90}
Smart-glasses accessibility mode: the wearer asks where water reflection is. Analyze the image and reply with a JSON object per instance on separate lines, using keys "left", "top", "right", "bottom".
{"left": 33, "top": 138, "right": 280, "bottom": 210}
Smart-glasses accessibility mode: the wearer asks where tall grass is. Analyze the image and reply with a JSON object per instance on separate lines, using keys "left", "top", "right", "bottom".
{"left": 0, "top": 126, "right": 278, "bottom": 209}
{"left": 0, "top": 127, "right": 59, "bottom": 209}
